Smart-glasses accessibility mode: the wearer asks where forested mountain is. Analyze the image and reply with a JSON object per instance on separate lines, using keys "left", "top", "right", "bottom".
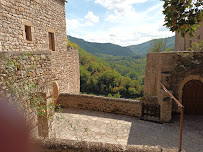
{"left": 67, "top": 39, "right": 144, "bottom": 99}
{"left": 68, "top": 36, "right": 136, "bottom": 56}
{"left": 127, "top": 36, "right": 175, "bottom": 55}
{"left": 69, "top": 35, "right": 175, "bottom": 57}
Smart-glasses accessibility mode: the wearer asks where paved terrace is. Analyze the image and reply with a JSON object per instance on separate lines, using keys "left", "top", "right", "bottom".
{"left": 50, "top": 108, "right": 203, "bottom": 152}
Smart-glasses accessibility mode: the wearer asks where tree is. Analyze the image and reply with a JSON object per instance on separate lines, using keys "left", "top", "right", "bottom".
{"left": 162, "top": 0, "right": 203, "bottom": 37}
{"left": 149, "top": 38, "right": 167, "bottom": 52}
{"left": 190, "top": 40, "right": 203, "bottom": 51}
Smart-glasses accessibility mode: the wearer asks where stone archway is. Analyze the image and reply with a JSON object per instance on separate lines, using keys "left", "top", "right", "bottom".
{"left": 182, "top": 80, "right": 203, "bottom": 114}
{"left": 178, "top": 75, "right": 203, "bottom": 114}
{"left": 53, "top": 82, "right": 59, "bottom": 106}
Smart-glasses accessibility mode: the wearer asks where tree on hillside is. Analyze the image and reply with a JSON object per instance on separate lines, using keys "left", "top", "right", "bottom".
{"left": 149, "top": 38, "right": 167, "bottom": 52}
{"left": 162, "top": 0, "right": 203, "bottom": 37}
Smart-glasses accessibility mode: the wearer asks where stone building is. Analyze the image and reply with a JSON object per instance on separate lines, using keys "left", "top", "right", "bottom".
{"left": 0, "top": 0, "right": 80, "bottom": 96}
{"left": 144, "top": 21, "right": 203, "bottom": 122}
{"left": 0, "top": 0, "right": 80, "bottom": 136}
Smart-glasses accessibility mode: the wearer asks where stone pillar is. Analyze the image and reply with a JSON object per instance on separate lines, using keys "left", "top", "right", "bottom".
{"left": 37, "top": 92, "right": 50, "bottom": 138}
{"left": 38, "top": 114, "right": 49, "bottom": 137}
{"left": 159, "top": 90, "right": 172, "bottom": 122}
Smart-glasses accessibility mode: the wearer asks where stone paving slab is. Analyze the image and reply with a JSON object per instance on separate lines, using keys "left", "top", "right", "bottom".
{"left": 50, "top": 108, "right": 203, "bottom": 152}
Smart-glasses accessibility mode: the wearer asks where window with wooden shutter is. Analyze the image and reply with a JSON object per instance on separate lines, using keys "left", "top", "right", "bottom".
{"left": 49, "top": 32, "right": 55, "bottom": 51}
{"left": 25, "top": 25, "right": 32, "bottom": 41}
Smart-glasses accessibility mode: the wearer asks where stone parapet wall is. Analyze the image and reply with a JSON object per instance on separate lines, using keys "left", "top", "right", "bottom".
{"left": 37, "top": 138, "right": 177, "bottom": 152}
{"left": 58, "top": 94, "right": 142, "bottom": 117}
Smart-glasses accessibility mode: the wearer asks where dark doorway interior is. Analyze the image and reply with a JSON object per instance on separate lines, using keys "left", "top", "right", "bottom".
{"left": 182, "top": 80, "right": 203, "bottom": 114}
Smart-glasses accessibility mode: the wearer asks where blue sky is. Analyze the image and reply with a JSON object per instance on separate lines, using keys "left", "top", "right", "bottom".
{"left": 65, "top": 0, "right": 174, "bottom": 46}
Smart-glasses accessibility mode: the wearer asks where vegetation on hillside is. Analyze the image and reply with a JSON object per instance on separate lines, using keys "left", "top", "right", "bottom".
{"left": 127, "top": 36, "right": 175, "bottom": 55}
{"left": 148, "top": 38, "right": 174, "bottom": 53}
{"left": 67, "top": 39, "right": 144, "bottom": 99}
{"left": 97, "top": 54, "right": 145, "bottom": 83}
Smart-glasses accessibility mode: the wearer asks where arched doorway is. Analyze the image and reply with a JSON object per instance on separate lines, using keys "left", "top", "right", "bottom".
{"left": 53, "top": 82, "right": 59, "bottom": 106}
{"left": 182, "top": 80, "right": 203, "bottom": 114}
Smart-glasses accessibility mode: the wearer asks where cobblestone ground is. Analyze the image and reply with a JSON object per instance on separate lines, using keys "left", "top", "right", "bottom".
{"left": 50, "top": 108, "right": 203, "bottom": 152}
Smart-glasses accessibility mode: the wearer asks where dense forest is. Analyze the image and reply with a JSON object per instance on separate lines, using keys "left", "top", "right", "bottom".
{"left": 97, "top": 54, "right": 146, "bottom": 84}
{"left": 67, "top": 39, "right": 144, "bottom": 99}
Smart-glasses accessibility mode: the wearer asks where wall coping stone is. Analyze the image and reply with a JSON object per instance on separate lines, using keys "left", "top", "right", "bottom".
{"left": 147, "top": 51, "right": 203, "bottom": 55}
{"left": 36, "top": 138, "right": 174, "bottom": 152}
{"left": 60, "top": 93, "right": 142, "bottom": 105}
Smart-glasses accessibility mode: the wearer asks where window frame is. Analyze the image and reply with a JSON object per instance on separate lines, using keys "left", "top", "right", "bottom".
{"left": 48, "top": 32, "right": 55, "bottom": 51}
{"left": 25, "top": 25, "right": 32, "bottom": 41}
{"left": 22, "top": 19, "right": 34, "bottom": 43}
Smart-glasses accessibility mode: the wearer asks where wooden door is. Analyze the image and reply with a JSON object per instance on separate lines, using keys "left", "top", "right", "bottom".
{"left": 182, "top": 80, "right": 203, "bottom": 114}
{"left": 53, "top": 82, "right": 59, "bottom": 106}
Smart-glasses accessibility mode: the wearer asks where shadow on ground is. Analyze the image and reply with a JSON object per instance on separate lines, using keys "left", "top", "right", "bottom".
{"left": 56, "top": 108, "right": 203, "bottom": 152}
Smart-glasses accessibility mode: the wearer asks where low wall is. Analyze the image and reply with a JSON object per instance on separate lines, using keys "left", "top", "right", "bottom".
{"left": 58, "top": 94, "right": 142, "bottom": 117}
{"left": 38, "top": 138, "right": 178, "bottom": 152}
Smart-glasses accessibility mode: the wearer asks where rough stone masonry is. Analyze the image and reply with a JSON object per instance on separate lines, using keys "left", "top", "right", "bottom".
{"left": 0, "top": 0, "right": 80, "bottom": 95}
{"left": 0, "top": 0, "right": 80, "bottom": 137}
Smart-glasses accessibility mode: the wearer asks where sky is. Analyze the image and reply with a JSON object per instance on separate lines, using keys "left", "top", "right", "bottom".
{"left": 65, "top": 0, "right": 175, "bottom": 46}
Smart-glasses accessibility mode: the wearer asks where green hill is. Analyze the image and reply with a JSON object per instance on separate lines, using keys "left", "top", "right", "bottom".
{"left": 127, "top": 36, "right": 175, "bottom": 56}
{"left": 68, "top": 35, "right": 175, "bottom": 57}
{"left": 68, "top": 36, "right": 136, "bottom": 57}
{"left": 67, "top": 39, "right": 144, "bottom": 99}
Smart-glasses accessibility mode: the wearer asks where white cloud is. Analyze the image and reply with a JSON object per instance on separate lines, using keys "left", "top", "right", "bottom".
{"left": 85, "top": 11, "right": 99, "bottom": 25}
{"left": 95, "top": 0, "right": 148, "bottom": 14}
{"left": 66, "top": 19, "right": 80, "bottom": 30}
{"left": 66, "top": 1, "right": 174, "bottom": 46}
{"left": 74, "top": 13, "right": 174, "bottom": 46}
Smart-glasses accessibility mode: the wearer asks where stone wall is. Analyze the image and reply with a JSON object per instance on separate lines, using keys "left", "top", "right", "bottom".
{"left": 51, "top": 47, "right": 80, "bottom": 94}
{"left": 58, "top": 94, "right": 143, "bottom": 117}
{"left": 175, "top": 20, "right": 203, "bottom": 51}
{"left": 0, "top": 51, "right": 54, "bottom": 133}
{"left": 0, "top": 47, "right": 80, "bottom": 132}
{"left": 37, "top": 138, "right": 177, "bottom": 152}
{"left": 144, "top": 53, "right": 161, "bottom": 97}
{"left": 0, "top": 51, "right": 53, "bottom": 96}
{"left": 144, "top": 51, "right": 203, "bottom": 122}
